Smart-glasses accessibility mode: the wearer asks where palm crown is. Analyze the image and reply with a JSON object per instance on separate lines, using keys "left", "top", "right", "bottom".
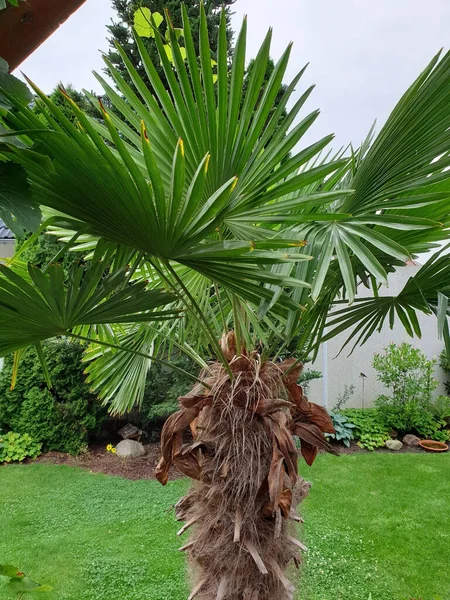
{"left": 1, "top": 5, "right": 450, "bottom": 414}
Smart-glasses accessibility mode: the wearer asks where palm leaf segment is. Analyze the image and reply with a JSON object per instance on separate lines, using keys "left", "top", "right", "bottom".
{"left": 0, "top": 259, "right": 176, "bottom": 355}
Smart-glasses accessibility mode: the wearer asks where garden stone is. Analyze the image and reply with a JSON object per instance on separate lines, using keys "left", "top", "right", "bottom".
{"left": 118, "top": 423, "right": 143, "bottom": 440}
{"left": 402, "top": 434, "right": 421, "bottom": 447}
{"left": 385, "top": 439, "right": 403, "bottom": 451}
{"left": 115, "top": 439, "right": 146, "bottom": 458}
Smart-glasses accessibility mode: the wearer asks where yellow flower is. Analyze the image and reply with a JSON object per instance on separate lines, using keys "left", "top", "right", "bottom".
{"left": 111, "top": 448, "right": 117, "bottom": 454}
{"left": 106, "top": 444, "right": 113, "bottom": 452}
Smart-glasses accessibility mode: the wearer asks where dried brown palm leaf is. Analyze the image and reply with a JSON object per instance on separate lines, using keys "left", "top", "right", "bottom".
{"left": 156, "top": 348, "right": 338, "bottom": 599}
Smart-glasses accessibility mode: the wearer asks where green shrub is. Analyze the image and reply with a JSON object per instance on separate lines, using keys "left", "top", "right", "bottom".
{"left": 373, "top": 342, "right": 437, "bottom": 404}
{"left": 0, "top": 340, "right": 106, "bottom": 454}
{"left": 376, "top": 394, "right": 447, "bottom": 439}
{"left": 137, "top": 355, "right": 198, "bottom": 430}
{"left": 0, "top": 431, "right": 41, "bottom": 463}
{"left": 432, "top": 395, "right": 450, "bottom": 424}
{"left": 439, "top": 349, "right": 450, "bottom": 395}
{"left": 372, "top": 343, "right": 447, "bottom": 440}
{"left": 342, "top": 409, "right": 391, "bottom": 450}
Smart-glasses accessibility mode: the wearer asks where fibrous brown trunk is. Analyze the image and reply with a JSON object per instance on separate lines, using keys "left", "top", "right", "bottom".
{"left": 156, "top": 333, "right": 338, "bottom": 599}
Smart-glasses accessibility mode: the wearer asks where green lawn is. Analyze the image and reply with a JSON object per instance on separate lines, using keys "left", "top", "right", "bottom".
{"left": 0, "top": 453, "right": 449, "bottom": 600}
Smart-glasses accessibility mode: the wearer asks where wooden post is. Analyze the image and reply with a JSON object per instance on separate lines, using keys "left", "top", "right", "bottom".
{"left": 0, "top": 0, "right": 87, "bottom": 72}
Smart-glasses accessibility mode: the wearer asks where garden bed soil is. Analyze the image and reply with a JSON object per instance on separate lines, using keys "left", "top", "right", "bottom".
{"left": 28, "top": 440, "right": 429, "bottom": 481}
{"left": 34, "top": 443, "right": 184, "bottom": 480}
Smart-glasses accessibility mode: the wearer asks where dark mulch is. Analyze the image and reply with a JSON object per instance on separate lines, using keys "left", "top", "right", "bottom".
{"left": 337, "top": 441, "right": 424, "bottom": 454}
{"left": 30, "top": 439, "right": 431, "bottom": 482}
{"left": 34, "top": 443, "right": 184, "bottom": 481}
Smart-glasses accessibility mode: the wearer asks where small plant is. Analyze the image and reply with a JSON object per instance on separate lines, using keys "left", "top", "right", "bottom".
{"left": 328, "top": 412, "right": 355, "bottom": 447}
{"left": 106, "top": 444, "right": 117, "bottom": 454}
{"left": 333, "top": 384, "right": 355, "bottom": 411}
{"left": 298, "top": 369, "right": 322, "bottom": 395}
{"left": 0, "top": 432, "right": 41, "bottom": 463}
{"left": 0, "top": 564, "right": 52, "bottom": 598}
{"left": 343, "top": 409, "right": 391, "bottom": 451}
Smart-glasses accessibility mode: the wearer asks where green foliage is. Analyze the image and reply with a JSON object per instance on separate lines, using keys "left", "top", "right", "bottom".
{"left": 0, "top": 161, "right": 40, "bottom": 237}
{"left": 106, "top": 0, "right": 235, "bottom": 90}
{"left": 328, "top": 412, "right": 355, "bottom": 447}
{"left": 373, "top": 343, "right": 447, "bottom": 440}
{"left": 333, "top": 384, "right": 355, "bottom": 411}
{"left": 0, "top": 0, "right": 26, "bottom": 9}
{"left": 432, "top": 394, "right": 450, "bottom": 424}
{"left": 0, "top": 58, "right": 32, "bottom": 110}
{"left": 15, "top": 231, "right": 78, "bottom": 275}
{"left": 139, "top": 355, "right": 198, "bottom": 427}
{"left": 376, "top": 394, "right": 448, "bottom": 440}
{"left": 3, "top": 8, "right": 450, "bottom": 412}
{"left": 0, "top": 431, "right": 41, "bottom": 463}
{"left": 373, "top": 342, "right": 437, "bottom": 403}
{"left": 0, "top": 341, "right": 106, "bottom": 454}
{"left": 298, "top": 369, "right": 322, "bottom": 395}
{"left": 31, "top": 83, "right": 97, "bottom": 125}
{"left": 439, "top": 349, "right": 450, "bottom": 395}
{"left": 342, "top": 409, "right": 391, "bottom": 450}
{"left": 0, "top": 563, "right": 52, "bottom": 597}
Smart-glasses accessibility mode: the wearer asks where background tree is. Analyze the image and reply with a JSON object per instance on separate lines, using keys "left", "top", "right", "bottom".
{"left": 106, "top": 0, "right": 236, "bottom": 89}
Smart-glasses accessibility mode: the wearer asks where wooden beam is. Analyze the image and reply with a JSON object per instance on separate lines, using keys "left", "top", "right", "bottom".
{"left": 0, "top": 0, "right": 87, "bottom": 72}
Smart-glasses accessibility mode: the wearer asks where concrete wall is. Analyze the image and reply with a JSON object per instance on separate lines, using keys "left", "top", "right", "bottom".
{"left": 307, "top": 263, "right": 447, "bottom": 409}
{"left": 0, "top": 239, "right": 14, "bottom": 258}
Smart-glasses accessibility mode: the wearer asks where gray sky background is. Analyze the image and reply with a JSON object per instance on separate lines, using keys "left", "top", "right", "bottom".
{"left": 17, "top": 0, "right": 450, "bottom": 149}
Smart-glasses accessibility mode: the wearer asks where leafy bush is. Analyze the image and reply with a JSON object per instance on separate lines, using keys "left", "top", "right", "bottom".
{"left": 0, "top": 341, "right": 106, "bottom": 454}
{"left": 376, "top": 394, "right": 447, "bottom": 440}
{"left": 137, "top": 355, "right": 198, "bottom": 429}
{"left": 15, "top": 231, "right": 79, "bottom": 276}
{"left": 439, "top": 349, "right": 450, "bottom": 395}
{"left": 0, "top": 431, "right": 41, "bottom": 463}
{"left": 373, "top": 342, "right": 437, "bottom": 403}
{"left": 373, "top": 343, "right": 447, "bottom": 440}
{"left": 432, "top": 395, "right": 450, "bottom": 424}
{"left": 342, "top": 409, "right": 391, "bottom": 450}
{"left": 328, "top": 412, "right": 355, "bottom": 447}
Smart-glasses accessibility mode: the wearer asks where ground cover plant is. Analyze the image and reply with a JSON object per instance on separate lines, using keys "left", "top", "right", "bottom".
{"left": 1, "top": 456, "right": 450, "bottom": 600}
{"left": 3, "top": 4, "right": 450, "bottom": 597}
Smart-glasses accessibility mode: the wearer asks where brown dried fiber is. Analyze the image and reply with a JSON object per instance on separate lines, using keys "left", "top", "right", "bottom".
{"left": 156, "top": 333, "right": 338, "bottom": 599}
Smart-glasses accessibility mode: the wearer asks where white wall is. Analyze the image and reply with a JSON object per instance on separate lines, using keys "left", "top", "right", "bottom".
{"left": 307, "top": 263, "right": 447, "bottom": 409}
{"left": 0, "top": 240, "right": 15, "bottom": 258}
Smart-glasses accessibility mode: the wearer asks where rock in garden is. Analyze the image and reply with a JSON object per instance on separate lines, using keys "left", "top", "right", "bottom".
{"left": 402, "top": 434, "right": 421, "bottom": 447}
{"left": 385, "top": 439, "right": 403, "bottom": 451}
{"left": 115, "top": 439, "right": 146, "bottom": 459}
{"left": 118, "top": 423, "right": 143, "bottom": 440}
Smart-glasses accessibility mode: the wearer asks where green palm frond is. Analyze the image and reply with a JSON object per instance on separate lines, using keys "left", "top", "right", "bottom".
{"left": 321, "top": 247, "right": 450, "bottom": 356}
{"left": 0, "top": 260, "right": 177, "bottom": 355}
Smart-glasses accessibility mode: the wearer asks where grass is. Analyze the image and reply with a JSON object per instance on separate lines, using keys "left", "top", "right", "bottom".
{"left": 0, "top": 453, "right": 449, "bottom": 600}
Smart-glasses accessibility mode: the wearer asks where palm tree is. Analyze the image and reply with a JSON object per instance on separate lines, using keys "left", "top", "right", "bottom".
{"left": 2, "top": 5, "right": 450, "bottom": 598}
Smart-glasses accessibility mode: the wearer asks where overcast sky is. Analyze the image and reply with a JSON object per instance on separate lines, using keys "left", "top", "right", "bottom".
{"left": 16, "top": 0, "right": 450, "bottom": 148}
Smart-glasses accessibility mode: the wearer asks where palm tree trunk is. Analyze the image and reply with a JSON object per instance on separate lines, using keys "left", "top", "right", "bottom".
{"left": 156, "top": 334, "right": 337, "bottom": 599}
